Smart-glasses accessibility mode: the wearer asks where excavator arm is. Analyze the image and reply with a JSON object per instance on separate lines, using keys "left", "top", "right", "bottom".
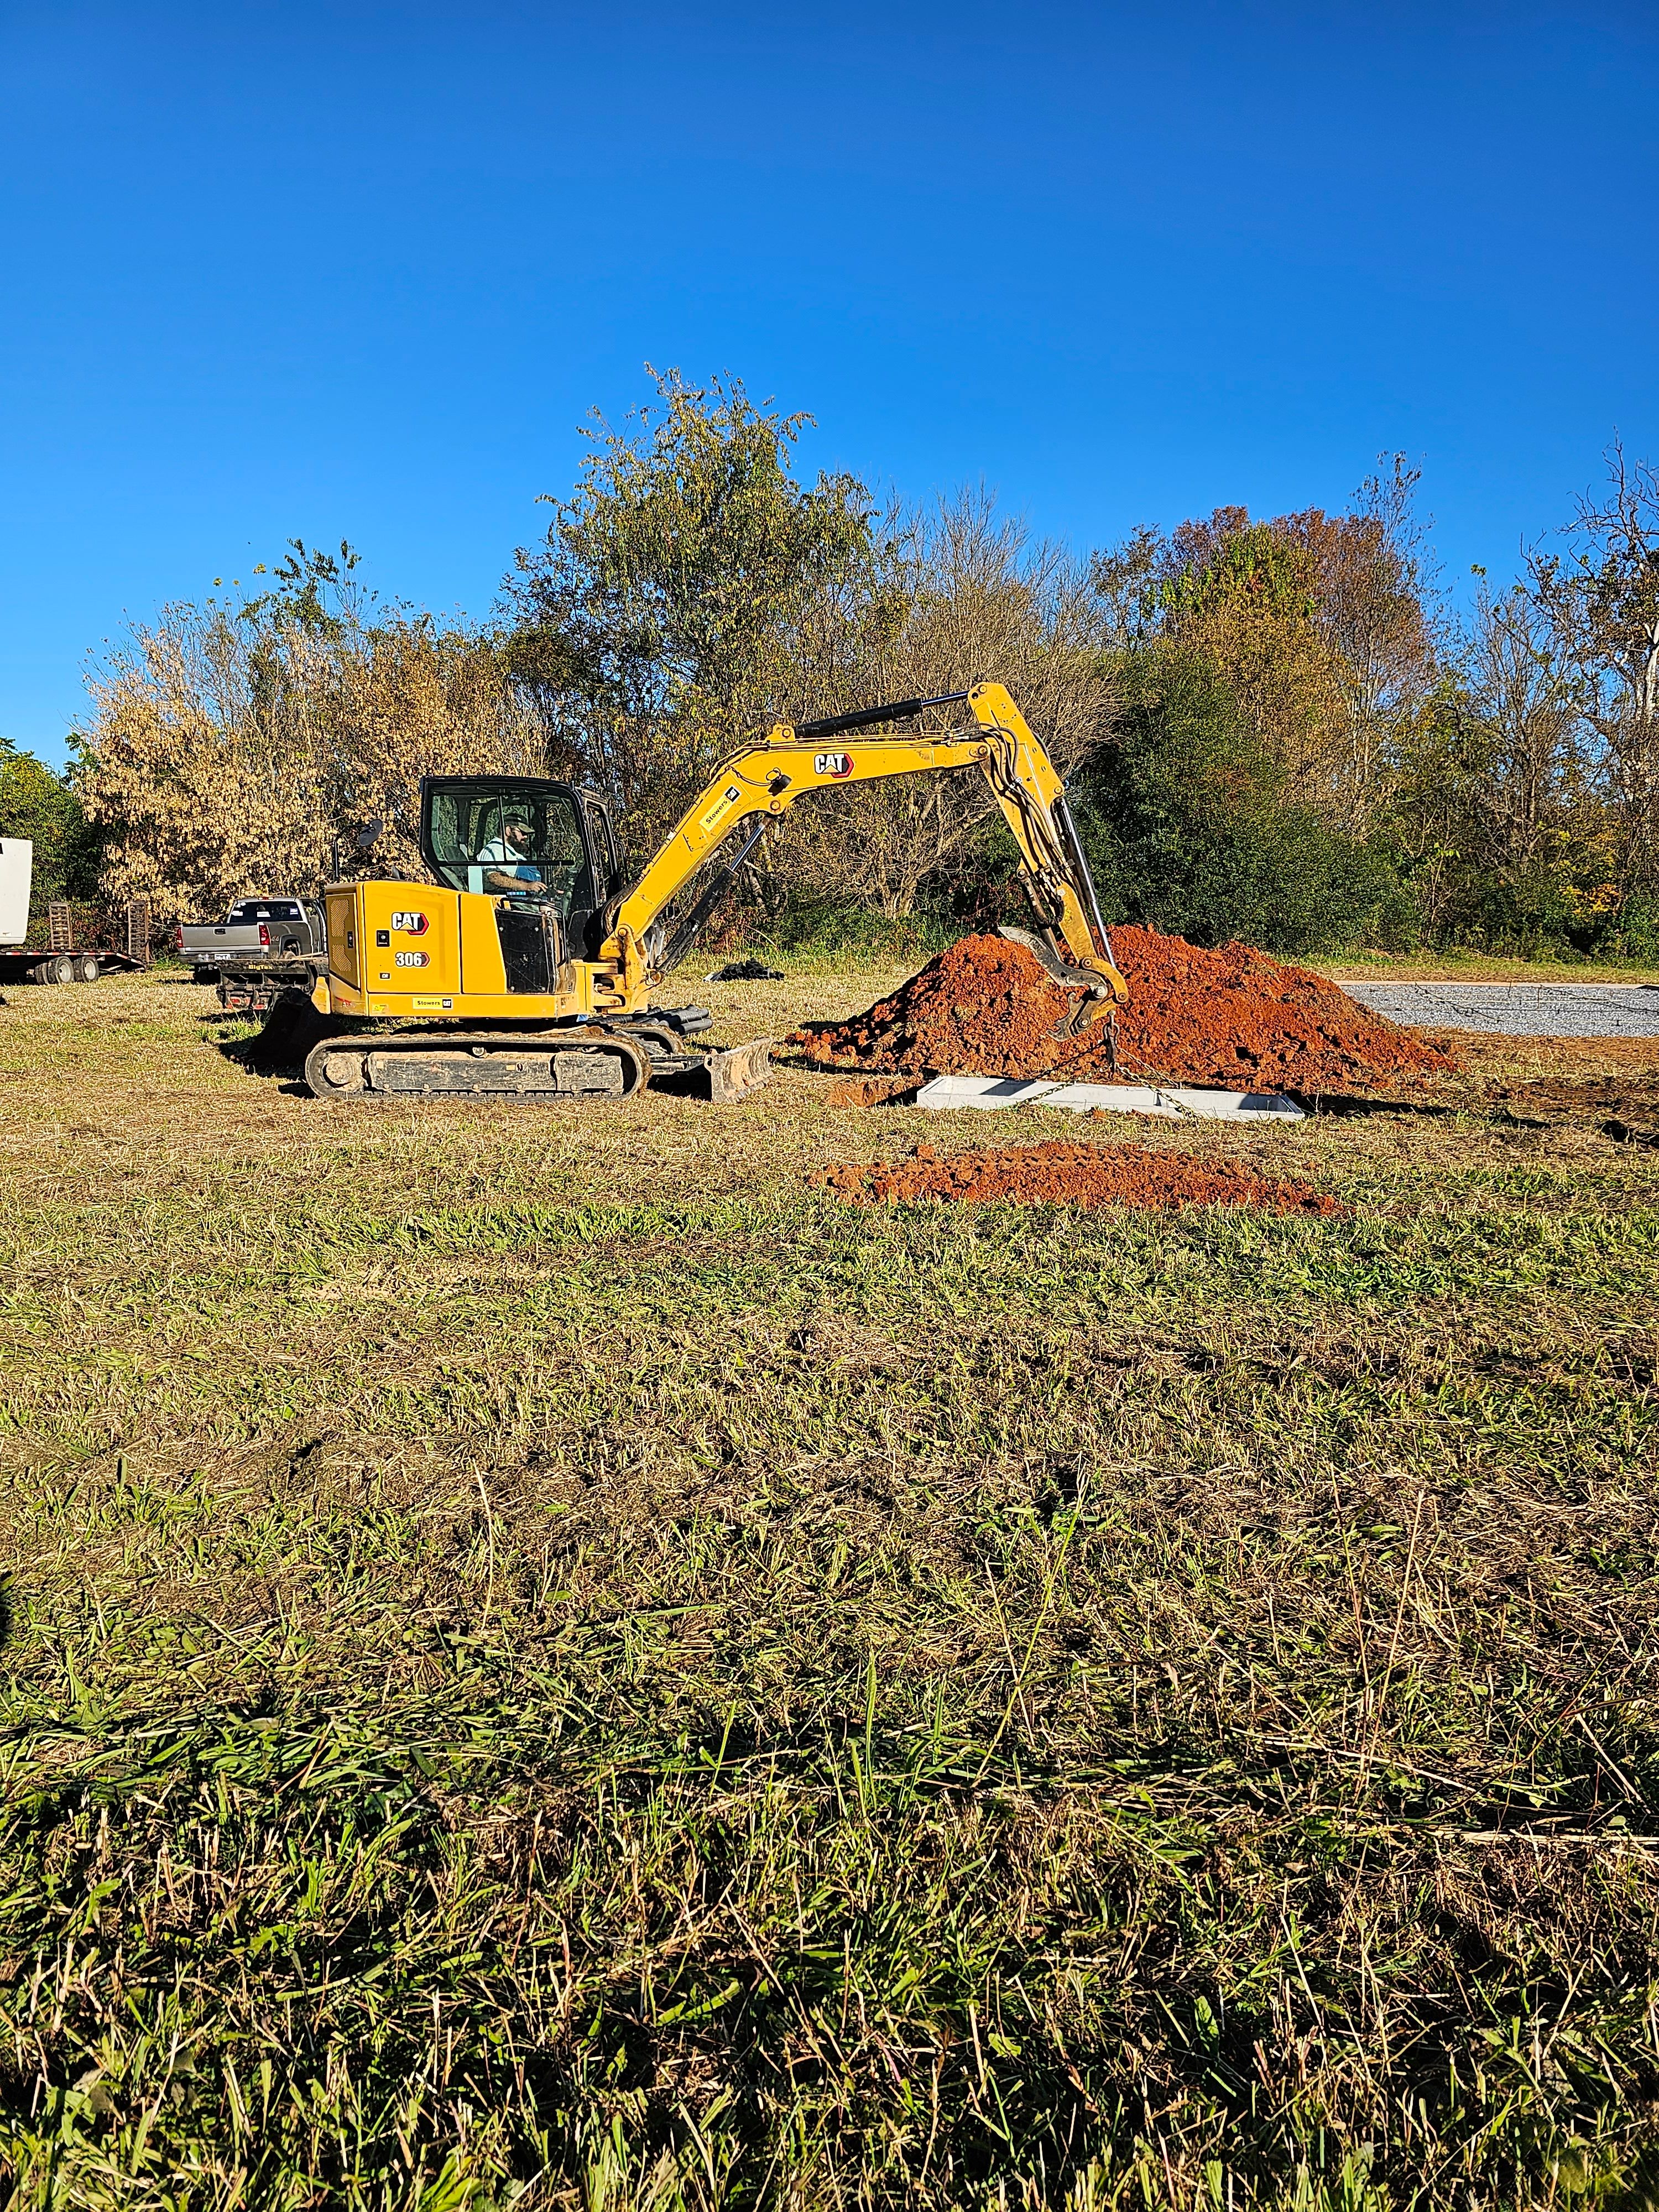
{"left": 602, "top": 681, "right": 1128, "bottom": 1009}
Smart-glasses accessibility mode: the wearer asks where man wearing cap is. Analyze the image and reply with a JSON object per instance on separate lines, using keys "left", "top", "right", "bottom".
{"left": 477, "top": 813, "right": 546, "bottom": 898}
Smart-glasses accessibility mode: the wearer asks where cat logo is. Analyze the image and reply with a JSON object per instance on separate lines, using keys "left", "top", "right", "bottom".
{"left": 813, "top": 752, "right": 853, "bottom": 778}
{"left": 391, "top": 910, "right": 428, "bottom": 934}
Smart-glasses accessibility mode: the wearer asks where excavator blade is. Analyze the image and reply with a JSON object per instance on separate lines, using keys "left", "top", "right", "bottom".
{"left": 690, "top": 1039, "right": 774, "bottom": 1103}
{"left": 647, "top": 1037, "right": 773, "bottom": 1101}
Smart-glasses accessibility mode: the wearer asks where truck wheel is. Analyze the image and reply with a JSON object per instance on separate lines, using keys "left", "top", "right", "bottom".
{"left": 76, "top": 956, "right": 101, "bottom": 983}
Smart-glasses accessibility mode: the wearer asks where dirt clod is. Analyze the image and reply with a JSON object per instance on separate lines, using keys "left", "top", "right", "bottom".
{"left": 791, "top": 929, "right": 1458, "bottom": 1092}
{"left": 821, "top": 1138, "right": 1342, "bottom": 1213}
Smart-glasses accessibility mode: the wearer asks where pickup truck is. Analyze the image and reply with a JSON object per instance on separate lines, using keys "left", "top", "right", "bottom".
{"left": 177, "top": 897, "right": 327, "bottom": 1010}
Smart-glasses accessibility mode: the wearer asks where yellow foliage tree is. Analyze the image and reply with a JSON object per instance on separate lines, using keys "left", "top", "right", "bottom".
{"left": 1156, "top": 511, "right": 1353, "bottom": 819}
{"left": 79, "top": 552, "right": 541, "bottom": 924}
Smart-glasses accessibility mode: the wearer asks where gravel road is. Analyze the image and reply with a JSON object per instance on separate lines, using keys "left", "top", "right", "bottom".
{"left": 1345, "top": 982, "right": 1659, "bottom": 1037}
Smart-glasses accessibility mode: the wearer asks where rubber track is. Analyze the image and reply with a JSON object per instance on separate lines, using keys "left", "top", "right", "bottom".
{"left": 303, "top": 1028, "right": 651, "bottom": 1102}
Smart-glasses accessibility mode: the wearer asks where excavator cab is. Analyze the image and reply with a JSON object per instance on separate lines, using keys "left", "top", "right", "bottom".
{"left": 419, "top": 776, "right": 625, "bottom": 953}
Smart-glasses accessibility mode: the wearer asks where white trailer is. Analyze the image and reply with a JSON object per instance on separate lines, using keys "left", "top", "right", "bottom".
{"left": 0, "top": 843, "right": 153, "bottom": 982}
{"left": 0, "top": 841, "right": 31, "bottom": 950}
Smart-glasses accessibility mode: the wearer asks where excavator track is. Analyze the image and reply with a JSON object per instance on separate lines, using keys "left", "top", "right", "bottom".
{"left": 304, "top": 1028, "right": 653, "bottom": 1103}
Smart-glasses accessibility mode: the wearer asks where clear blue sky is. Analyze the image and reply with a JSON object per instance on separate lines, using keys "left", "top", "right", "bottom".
{"left": 3, "top": 0, "right": 1655, "bottom": 768}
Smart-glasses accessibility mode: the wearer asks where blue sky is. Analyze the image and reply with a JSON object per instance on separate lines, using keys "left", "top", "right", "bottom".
{"left": 3, "top": 0, "right": 1655, "bottom": 767}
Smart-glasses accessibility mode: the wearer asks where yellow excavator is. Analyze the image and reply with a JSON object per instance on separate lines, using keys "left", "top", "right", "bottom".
{"left": 294, "top": 680, "right": 1128, "bottom": 1103}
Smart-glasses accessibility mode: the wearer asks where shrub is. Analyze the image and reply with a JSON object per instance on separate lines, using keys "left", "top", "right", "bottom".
{"left": 1071, "top": 646, "right": 1410, "bottom": 953}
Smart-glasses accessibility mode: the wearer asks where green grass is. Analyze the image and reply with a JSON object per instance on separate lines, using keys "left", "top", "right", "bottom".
{"left": 3, "top": 973, "right": 1659, "bottom": 2209}
{"left": 1311, "top": 947, "right": 1659, "bottom": 983}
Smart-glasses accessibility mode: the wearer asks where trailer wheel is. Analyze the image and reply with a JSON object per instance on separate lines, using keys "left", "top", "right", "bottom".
{"left": 75, "top": 956, "right": 101, "bottom": 983}
{"left": 33, "top": 955, "right": 76, "bottom": 985}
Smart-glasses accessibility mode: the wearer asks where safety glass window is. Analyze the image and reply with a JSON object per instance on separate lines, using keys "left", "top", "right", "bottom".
{"left": 428, "top": 789, "right": 594, "bottom": 917}
{"left": 586, "top": 807, "right": 619, "bottom": 894}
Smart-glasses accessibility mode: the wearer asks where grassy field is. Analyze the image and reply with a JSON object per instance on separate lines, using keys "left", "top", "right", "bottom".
{"left": 3, "top": 966, "right": 1659, "bottom": 2210}
{"left": 1311, "top": 952, "right": 1659, "bottom": 984}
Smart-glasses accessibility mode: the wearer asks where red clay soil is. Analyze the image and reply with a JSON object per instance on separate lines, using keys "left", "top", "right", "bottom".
{"left": 827, "top": 1074, "right": 924, "bottom": 1107}
{"left": 821, "top": 1139, "right": 1342, "bottom": 1214}
{"left": 790, "top": 928, "right": 1458, "bottom": 1093}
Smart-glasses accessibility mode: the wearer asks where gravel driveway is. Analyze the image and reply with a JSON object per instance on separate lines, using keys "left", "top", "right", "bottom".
{"left": 1345, "top": 981, "right": 1659, "bottom": 1038}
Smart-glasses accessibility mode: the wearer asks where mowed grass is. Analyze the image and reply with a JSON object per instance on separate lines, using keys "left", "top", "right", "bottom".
{"left": 1312, "top": 951, "right": 1659, "bottom": 983}
{"left": 3, "top": 969, "right": 1659, "bottom": 2210}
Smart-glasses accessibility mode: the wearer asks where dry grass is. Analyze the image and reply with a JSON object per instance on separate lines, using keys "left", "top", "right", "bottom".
{"left": 2, "top": 969, "right": 1659, "bottom": 2209}
{"left": 1314, "top": 952, "right": 1659, "bottom": 983}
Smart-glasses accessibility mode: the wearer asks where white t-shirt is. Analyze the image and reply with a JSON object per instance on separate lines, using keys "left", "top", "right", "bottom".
{"left": 476, "top": 837, "right": 541, "bottom": 881}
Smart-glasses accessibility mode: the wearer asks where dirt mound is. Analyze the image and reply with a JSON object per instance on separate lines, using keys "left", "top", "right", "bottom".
{"left": 827, "top": 1075, "right": 923, "bottom": 1108}
{"left": 790, "top": 929, "right": 1458, "bottom": 1093}
{"left": 821, "top": 1139, "right": 1341, "bottom": 1214}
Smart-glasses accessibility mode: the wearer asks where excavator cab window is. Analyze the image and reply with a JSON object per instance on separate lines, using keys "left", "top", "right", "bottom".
{"left": 421, "top": 779, "right": 597, "bottom": 919}
{"left": 586, "top": 804, "right": 621, "bottom": 895}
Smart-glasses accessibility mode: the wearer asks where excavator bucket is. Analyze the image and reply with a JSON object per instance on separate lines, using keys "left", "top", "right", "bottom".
{"left": 998, "top": 927, "right": 1121, "bottom": 1048}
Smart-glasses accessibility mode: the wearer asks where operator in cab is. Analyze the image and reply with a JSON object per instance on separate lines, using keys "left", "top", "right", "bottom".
{"left": 477, "top": 813, "right": 545, "bottom": 899}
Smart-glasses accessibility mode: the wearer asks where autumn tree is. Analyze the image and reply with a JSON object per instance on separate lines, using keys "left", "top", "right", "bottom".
{"left": 1091, "top": 466, "right": 1439, "bottom": 838}
{"left": 1531, "top": 443, "right": 1659, "bottom": 905}
{"left": 79, "top": 546, "right": 539, "bottom": 923}
{"left": 1080, "top": 479, "right": 1438, "bottom": 950}
{"left": 502, "top": 371, "right": 890, "bottom": 857}
{"left": 1154, "top": 512, "right": 1353, "bottom": 814}
{"left": 1276, "top": 457, "right": 1439, "bottom": 834}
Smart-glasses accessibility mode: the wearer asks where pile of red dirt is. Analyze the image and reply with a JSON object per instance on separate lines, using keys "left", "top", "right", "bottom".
{"left": 821, "top": 1139, "right": 1342, "bottom": 1214}
{"left": 790, "top": 928, "right": 1458, "bottom": 1093}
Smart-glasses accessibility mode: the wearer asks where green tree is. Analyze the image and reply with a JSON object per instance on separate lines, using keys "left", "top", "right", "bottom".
{"left": 1072, "top": 645, "right": 1407, "bottom": 952}
{"left": 0, "top": 742, "right": 101, "bottom": 924}
{"left": 502, "top": 369, "right": 888, "bottom": 851}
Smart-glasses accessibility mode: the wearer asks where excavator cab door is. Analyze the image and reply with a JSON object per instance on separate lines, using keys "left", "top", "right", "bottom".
{"left": 584, "top": 800, "right": 624, "bottom": 901}
{"left": 421, "top": 774, "right": 624, "bottom": 988}
{"left": 420, "top": 778, "right": 599, "bottom": 905}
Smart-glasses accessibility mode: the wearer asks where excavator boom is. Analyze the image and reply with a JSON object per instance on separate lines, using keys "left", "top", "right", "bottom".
{"left": 606, "top": 681, "right": 1128, "bottom": 1009}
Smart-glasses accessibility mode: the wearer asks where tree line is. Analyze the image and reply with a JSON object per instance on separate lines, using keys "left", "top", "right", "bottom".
{"left": 8, "top": 371, "right": 1658, "bottom": 959}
